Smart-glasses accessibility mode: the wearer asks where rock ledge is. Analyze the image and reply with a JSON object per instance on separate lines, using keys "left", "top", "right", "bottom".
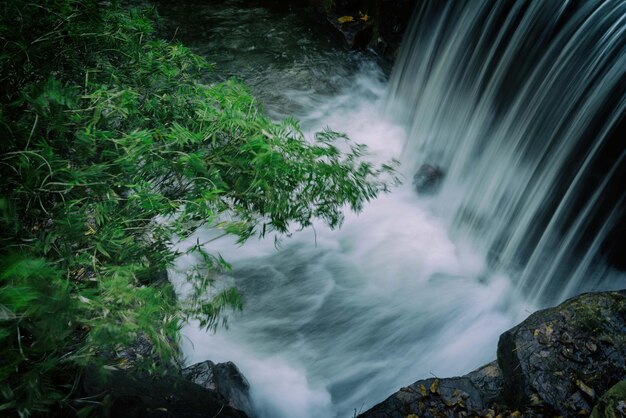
{"left": 359, "top": 290, "right": 626, "bottom": 417}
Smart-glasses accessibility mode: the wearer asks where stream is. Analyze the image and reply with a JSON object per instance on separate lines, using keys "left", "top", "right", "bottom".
{"left": 157, "top": 1, "right": 626, "bottom": 417}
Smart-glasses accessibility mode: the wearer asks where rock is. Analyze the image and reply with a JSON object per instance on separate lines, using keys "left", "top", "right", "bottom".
{"left": 497, "top": 290, "right": 626, "bottom": 416}
{"left": 326, "top": 14, "right": 374, "bottom": 50}
{"left": 359, "top": 290, "right": 626, "bottom": 417}
{"left": 99, "top": 331, "right": 181, "bottom": 375}
{"left": 377, "top": 0, "right": 416, "bottom": 58}
{"left": 413, "top": 163, "right": 444, "bottom": 194}
{"left": 80, "top": 367, "right": 250, "bottom": 417}
{"left": 307, "top": 0, "right": 417, "bottom": 55}
{"left": 465, "top": 360, "right": 504, "bottom": 405}
{"left": 358, "top": 362, "right": 503, "bottom": 417}
{"left": 113, "top": 333, "right": 166, "bottom": 368}
{"left": 590, "top": 380, "right": 626, "bottom": 418}
{"left": 182, "top": 360, "right": 256, "bottom": 418}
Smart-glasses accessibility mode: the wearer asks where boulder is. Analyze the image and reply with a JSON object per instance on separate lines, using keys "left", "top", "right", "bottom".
{"left": 498, "top": 290, "right": 626, "bottom": 416}
{"left": 182, "top": 360, "right": 256, "bottom": 418}
{"left": 377, "top": 0, "right": 416, "bottom": 58}
{"left": 307, "top": 0, "right": 417, "bottom": 55}
{"left": 359, "top": 290, "right": 626, "bottom": 417}
{"left": 326, "top": 14, "right": 374, "bottom": 50}
{"left": 358, "top": 361, "right": 503, "bottom": 417}
{"left": 80, "top": 367, "right": 249, "bottom": 418}
{"left": 413, "top": 163, "right": 444, "bottom": 194}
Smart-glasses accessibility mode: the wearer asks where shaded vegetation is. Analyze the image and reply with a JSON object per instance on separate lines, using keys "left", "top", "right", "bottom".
{"left": 0, "top": 1, "right": 396, "bottom": 415}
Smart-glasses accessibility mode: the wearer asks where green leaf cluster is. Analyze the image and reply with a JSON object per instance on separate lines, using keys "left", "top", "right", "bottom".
{"left": 0, "top": 0, "right": 397, "bottom": 414}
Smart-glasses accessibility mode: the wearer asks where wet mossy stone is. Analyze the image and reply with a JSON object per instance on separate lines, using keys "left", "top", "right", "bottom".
{"left": 498, "top": 290, "right": 626, "bottom": 416}
{"left": 182, "top": 361, "right": 256, "bottom": 418}
{"left": 590, "top": 380, "right": 626, "bottom": 418}
{"left": 358, "top": 361, "right": 504, "bottom": 417}
{"left": 359, "top": 291, "right": 626, "bottom": 417}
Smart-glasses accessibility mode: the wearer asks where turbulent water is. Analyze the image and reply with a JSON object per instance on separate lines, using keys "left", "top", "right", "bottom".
{"left": 387, "top": 0, "right": 626, "bottom": 307}
{"left": 160, "top": 1, "right": 626, "bottom": 417}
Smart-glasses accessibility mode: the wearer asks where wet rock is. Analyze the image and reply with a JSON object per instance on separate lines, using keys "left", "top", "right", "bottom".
{"left": 498, "top": 290, "right": 626, "bottom": 416}
{"left": 80, "top": 367, "right": 249, "bottom": 418}
{"left": 466, "top": 360, "right": 504, "bottom": 405}
{"left": 413, "top": 163, "right": 444, "bottom": 194}
{"left": 377, "top": 0, "right": 416, "bottom": 58}
{"left": 358, "top": 363, "right": 503, "bottom": 417}
{"left": 590, "top": 380, "right": 626, "bottom": 418}
{"left": 307, "top": 0, "right": 417, "bottom": 55}
{"left": 182, "top": 360, "right": 255, "bottom": 418}
{"left": 326, "top": 14, "right": 374, "bottom": 50}
{"left": 359, "top": 290, "right": 626, "bottom": 417}
{"left": 100, "top": 331, "right": 181, "bottom": 375}
{"left": 113, "top": 333, "right": 177, "bottom": 370}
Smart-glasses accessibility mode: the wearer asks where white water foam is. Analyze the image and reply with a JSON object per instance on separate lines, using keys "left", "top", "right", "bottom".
{"left": 173, "top": 62, "right": 527, "bottom": 417}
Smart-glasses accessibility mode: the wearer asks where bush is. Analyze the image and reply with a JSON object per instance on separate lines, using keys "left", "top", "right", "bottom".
{"left": 0, "top": 0, "right": 396, "bottom": 415}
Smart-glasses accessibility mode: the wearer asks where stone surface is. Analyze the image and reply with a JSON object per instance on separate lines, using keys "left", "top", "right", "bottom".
{"left": 377, "top": 0, "right": 416, "bottom": 57}
{"left": 413, "top": 163, "right": 444, "bottom": 194}
{"left": 307, "top": 0, "right": 418, "bottom": 56}
{"left": 327, "top": 14, "right": 374, "bottom": 50}
{"left": 81, "top": 367, "right": 249, "bottom": 418}
{"left": 359, "top": 362, "right": 503, "bottom": 417}
{"left": 182, "top": 360, "right": 256, "bottom": 418}
{"left": 465, "top": 360, "right": 504, "bottom": 405}
{"left": 590, "top": 380, "right": 626, "bottom": 418}
{"left": 359, "top": 290, "right": 626, "bottom": 417}
{"left": 498, "top": 290, "right": 626, "bottom": 416}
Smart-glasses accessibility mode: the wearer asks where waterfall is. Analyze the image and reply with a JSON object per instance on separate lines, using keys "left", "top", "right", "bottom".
{"left": 386, "top": 0, "right": 626, "bottom": 305}
{"left": 167, "top": 1, "right": 626, "bottom": 417}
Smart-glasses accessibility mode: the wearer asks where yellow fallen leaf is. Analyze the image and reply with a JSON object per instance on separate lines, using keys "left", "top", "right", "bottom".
{"left": 337, "top": 15, "right": 354, "bottom": 24}
{"left": 575, "top": 379, "right": 595, "bottom": 398}
{"left": 430, "top": 379, "right": 440, "bottom": 394}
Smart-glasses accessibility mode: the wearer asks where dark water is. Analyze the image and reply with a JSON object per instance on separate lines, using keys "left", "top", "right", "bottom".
{"left": 157, "top": 0, "right": 389, "bottom": 120}
{"left": 160, "top": 1, "right": 625, "bottom": 417}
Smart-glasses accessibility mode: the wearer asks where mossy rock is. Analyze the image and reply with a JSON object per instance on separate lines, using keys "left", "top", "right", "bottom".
{"left": 590, "top": 380, "right": 626, "bottom": 418}
{"left": 498, "top": 290, "right": 626, "bottom": 416}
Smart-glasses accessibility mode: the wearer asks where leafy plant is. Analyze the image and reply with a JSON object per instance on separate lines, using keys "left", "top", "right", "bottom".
{"left": 0, "top": 0, "right": 397, "bottom": 415}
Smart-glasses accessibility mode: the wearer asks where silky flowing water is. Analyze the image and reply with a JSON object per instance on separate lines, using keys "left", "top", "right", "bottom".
{"left": 158, "top": 1, "right": 626, "bottom": 417}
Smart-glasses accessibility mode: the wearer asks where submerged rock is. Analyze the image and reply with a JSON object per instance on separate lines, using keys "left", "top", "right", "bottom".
{"left": 359, "top": 290, "right": 626, "bottom": 417}
{"left": 182, "top": 360, "right": 255, "bottom": 418}
{"left": 413, "top": 163, "right": 444, "bottom": 194}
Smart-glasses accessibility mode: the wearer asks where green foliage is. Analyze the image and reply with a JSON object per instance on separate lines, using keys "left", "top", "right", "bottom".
{"left": 0, "top": 0, "right": 397, "bottom": 415}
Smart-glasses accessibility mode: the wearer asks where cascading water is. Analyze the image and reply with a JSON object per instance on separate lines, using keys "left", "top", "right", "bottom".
{"left": 387, "top": 0, "right": 626, "bottom": 306}
{"left": 161, "top": 1, "right": 626, "bottom": 417}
